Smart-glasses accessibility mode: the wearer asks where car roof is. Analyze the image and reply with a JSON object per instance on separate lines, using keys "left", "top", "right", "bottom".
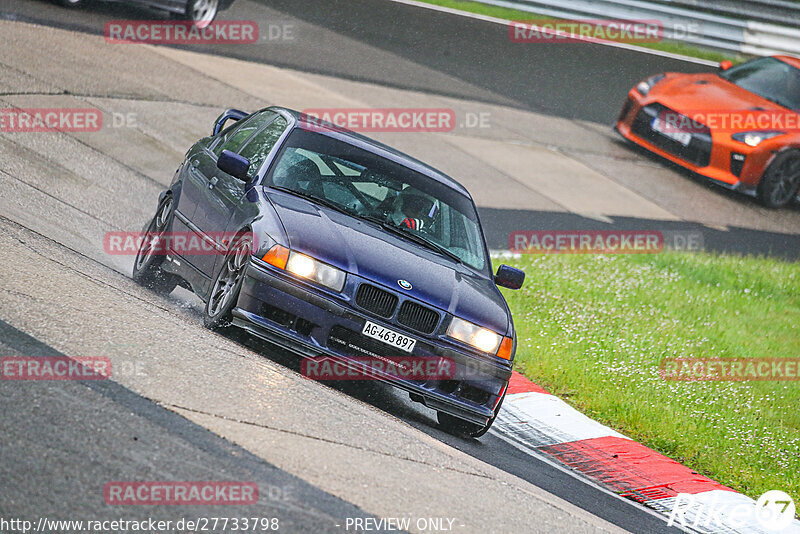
{"left": 270, "top": 106, "right": 472, "bottom": 198}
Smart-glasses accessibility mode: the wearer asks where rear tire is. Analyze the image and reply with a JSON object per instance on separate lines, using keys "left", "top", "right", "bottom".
{"left": 203, "top": 234, "right": 252, "bottom": 330}
{"left": 132, "top": 196, "right": 180, "bottom": 295}
{"left": 757, "top": 151, "right": 800, "bottom": 208}
{"left": 173, "top": 0, "right": 219, "bottom": 26}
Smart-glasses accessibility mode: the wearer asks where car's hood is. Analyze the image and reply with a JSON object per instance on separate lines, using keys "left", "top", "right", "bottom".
{"left": 651, "top": 73, "right": 785, "bottom": 117}
{"left": 265, "top": 190, "right": 510, "bottom": 334}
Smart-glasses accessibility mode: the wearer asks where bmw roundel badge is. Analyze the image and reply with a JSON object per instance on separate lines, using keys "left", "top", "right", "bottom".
{"left": 397, "top": 279, "right": 413, "bottom": 290}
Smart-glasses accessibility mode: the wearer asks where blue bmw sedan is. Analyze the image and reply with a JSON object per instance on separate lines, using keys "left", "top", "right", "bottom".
{"left": 133, "top": 106, "right": 525, "bottom": 437}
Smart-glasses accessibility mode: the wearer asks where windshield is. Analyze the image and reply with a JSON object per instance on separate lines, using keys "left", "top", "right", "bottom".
{"left": 264, "top": 127, "right": 489, "bottom": 272}
{"left": 719, "top": 57, "right": 800, "bottom": 109}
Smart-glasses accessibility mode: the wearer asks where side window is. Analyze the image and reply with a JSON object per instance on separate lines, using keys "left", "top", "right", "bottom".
{"left": 211, "top": 121, "right": 240, "bottom": 151}
{"left": 212, "top": 115, "right": 253, "bottom": 155}
{"left": 238, "top": 116, "right": 289, "bottom": 179}
{"left": 212, "top": 111, "right": 277, "bottom": 157}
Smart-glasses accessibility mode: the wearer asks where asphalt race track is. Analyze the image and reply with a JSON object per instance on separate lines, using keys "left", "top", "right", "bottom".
{"left": 0, "top": 320, "right": 382, "bottom": 532}
{"left": 0, "top": 0, "right": 715, "bottom": 124}
{"left": 4, "top": 0, "right": 799, "bottom": 258}
{"left": 0, "top": 0, "right": 798, "bottom": 533}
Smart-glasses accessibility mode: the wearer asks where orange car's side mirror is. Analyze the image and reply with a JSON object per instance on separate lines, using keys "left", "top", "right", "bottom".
{"left": 719, "top": 60, "right": 733, "bottom": 71}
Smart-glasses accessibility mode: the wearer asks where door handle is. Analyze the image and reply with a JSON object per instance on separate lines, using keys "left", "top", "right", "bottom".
{"left": 208, "top": 176, "right": 219, "bottom": 189}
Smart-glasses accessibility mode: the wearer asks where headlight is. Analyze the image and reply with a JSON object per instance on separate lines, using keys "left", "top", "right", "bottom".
{"left": 732, "top": 131, "right": 785, "bottom": 147}
{"left": 262, "top": 245, "right": 346, "bottom": 292}
{"left": 447, "top": 317, "right": 502, "bottom": 354}
{"left": 287, "top": 253, "right": 315, "bottom": 278}
{"left": 636, "top": 74, "right": 666, "bottom": 96}
{"left": 287, "top": 252, "right": 346, "bottom": 291}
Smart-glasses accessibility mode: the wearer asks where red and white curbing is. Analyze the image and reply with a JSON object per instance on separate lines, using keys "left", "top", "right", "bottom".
{"left": 493, "top": 372, "right": 800, "bottom": 534}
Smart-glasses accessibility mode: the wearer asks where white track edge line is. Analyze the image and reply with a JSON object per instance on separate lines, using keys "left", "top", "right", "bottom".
{"left": 382, "top": 0, "right": 720, "bottom": 67}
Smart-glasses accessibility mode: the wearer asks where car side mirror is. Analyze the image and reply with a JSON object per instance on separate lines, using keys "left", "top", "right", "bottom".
{"left": 217, "top": 150, "right": 250, "bottom": 181}
{"left": 495, "top": 265, "right": 525, "bottom": 290}
{"left": 212, "top": 108, "right": 248, "bottom": 136}
{"left": 719, "top": 60, "right": 733, "bottom": 71}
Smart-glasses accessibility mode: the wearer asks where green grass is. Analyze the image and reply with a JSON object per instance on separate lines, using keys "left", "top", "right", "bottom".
{"left": 416, "top": 0, "right": 743, "bottom": 64}
{"left": 499, "top": 251, "right": 800, "bottom": 500}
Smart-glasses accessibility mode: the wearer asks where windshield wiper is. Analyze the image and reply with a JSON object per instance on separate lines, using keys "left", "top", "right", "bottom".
{"left": 754, "top": 94, "right": 791, "bottom": 109}
{"left": 358, "top": 215, "right": 463, "bottom": 264}
{"left": 408, "top": 231, "right": 464, "bottom": 264}
{"left": 771, "top": 97, "right": 797, "bottom": 110}
{"left": 269, "top": 185, "right": 356, "bottom": 217}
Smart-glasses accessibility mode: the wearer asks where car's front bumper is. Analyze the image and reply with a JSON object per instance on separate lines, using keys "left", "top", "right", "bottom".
{"left": 615, "top": 91, "right": 775, "bottom": 196}
{"left": 231, "top": 259, "right": 511, "bottom": 426}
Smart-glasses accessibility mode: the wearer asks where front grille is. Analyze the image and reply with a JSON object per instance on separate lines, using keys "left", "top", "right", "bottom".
{"left": 396, "top": 301, "right": 439, "bottom": 334}
{"left": 631, "top": 103, "right": 712, "bottom": 167}
{"left": 355, "top": 283, "right": 398, "bottom": 318}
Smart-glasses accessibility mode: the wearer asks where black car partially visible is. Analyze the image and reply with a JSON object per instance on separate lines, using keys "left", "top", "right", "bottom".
{"left": 57, "top": 0, "right": 234, "bottom": 25}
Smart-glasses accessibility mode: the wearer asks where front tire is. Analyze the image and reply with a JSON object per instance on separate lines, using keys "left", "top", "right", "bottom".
{"left": 203, "top": 234, "right": 252, "bottom": 330}
{"left": 437, "top": 412, "right": 486, "bottom": 438}
{"left": 437, "top": 390, "right": 505, "bottom": 438}
{"left": 757, "top": 150, "right": 800, "bottom": 208}
{"left": 132, "top": 196, "right": 180, "bottom": 295}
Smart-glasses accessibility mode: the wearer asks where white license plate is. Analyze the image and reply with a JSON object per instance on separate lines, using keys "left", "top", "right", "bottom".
{"left": 361, "top": 320, "right": 416, "bottom": 353}
{"left": 651, "top": 117, "right": 692, "bottom": 146}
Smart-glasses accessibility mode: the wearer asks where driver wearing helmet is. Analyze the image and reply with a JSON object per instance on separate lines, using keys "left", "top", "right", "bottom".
{"left": 390, "top": 189, "right": 437, "bottom": 233}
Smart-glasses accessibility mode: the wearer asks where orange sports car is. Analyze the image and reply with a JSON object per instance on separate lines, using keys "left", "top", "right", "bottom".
{"left": 616, "top": 55, "right": 800, "bottom": 208}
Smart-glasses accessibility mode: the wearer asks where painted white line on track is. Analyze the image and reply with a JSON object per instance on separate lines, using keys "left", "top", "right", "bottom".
{"left": 382, "top": 0, "right": 721, "bottom": 67}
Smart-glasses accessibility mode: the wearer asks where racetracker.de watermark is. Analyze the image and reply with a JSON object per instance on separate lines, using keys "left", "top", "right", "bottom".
{"left": 509, "top": 230, "right": 703, "bottom": 254}
{"left": 0, "top": 108, "right": 102, "bottom": 133}
{"left": 104, "top": 481, "right": 259, "bottom": 505}
{"left": 509, "top": 19, "right": 663, "bottom": 43}
{"left": 300, "top": 108, "right": 456, "bottom": 133}
{"left": 656, "top": 109, "right": 800, "bottom": 133}
{"left": 660, "top": 357, "right": 800, "bottom": 381}
{"left": 104, "top": 20, "right": 259, "bottom": 44}
{"left": 104, "top": 231, "right": 257, "bottom": 256}
{"left": 302, "top": 356, "right": 456, "bottom": 381}
{"left": 1, "top": 356, "right": 111, "bottom": 380}
{"left": 0, "top": 108, "right": 140, "bottom": 132}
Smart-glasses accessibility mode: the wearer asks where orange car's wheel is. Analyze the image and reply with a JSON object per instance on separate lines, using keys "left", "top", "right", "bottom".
{"left": 758, "top": 150, "right": 800, "bottom": 208}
